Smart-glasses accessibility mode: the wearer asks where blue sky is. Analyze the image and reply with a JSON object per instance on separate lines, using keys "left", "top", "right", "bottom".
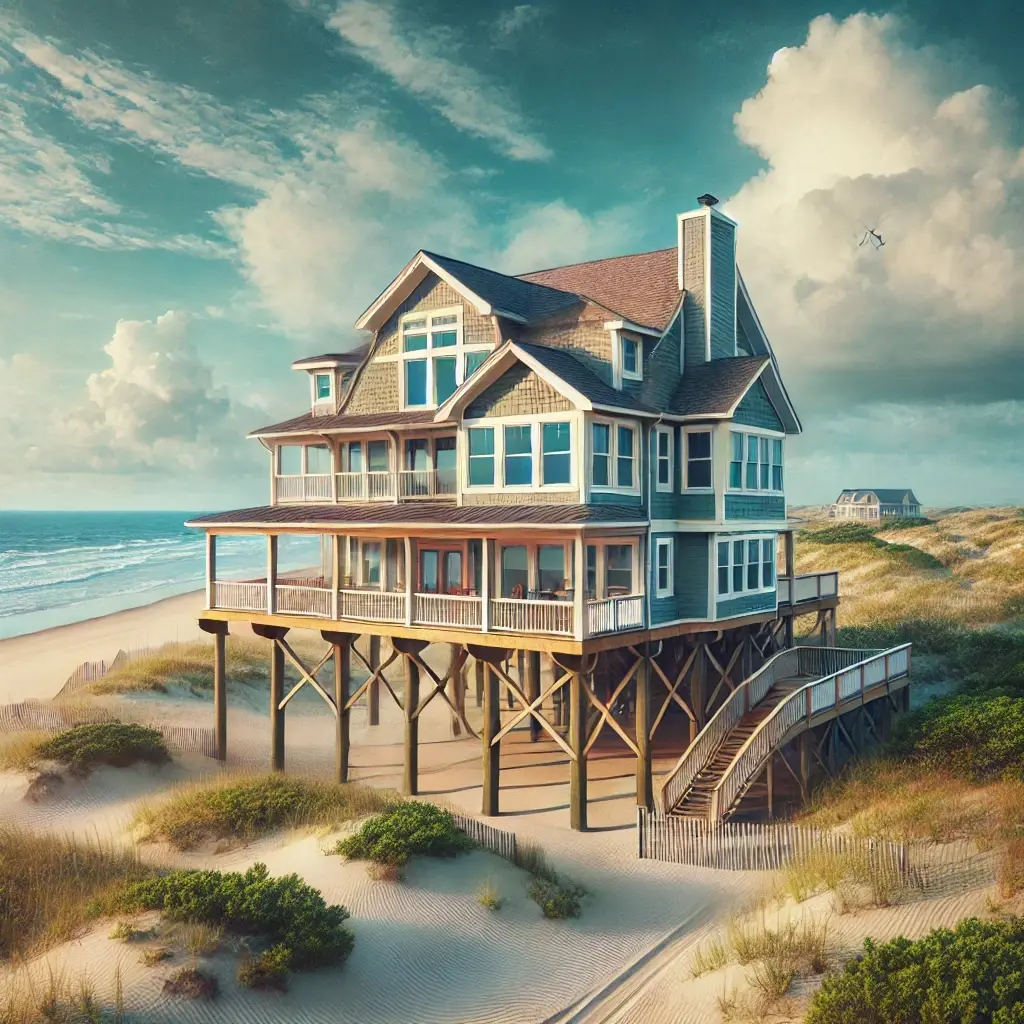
{"left": 1, "top": 0, "right": 1022, "bottom": 510}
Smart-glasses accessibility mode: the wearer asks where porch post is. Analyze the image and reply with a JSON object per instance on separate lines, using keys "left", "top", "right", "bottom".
{"left": 205, "top": 533, "right": 216, "bottom": 610}
{"left": 482, "top": 661, "right": 500, "bottom": 815}
{"left": 573, "top": 534, "right": 586, "bottom": 640}
{"left": 331, "top": 534, "right": 341, "bottom": 620}
{"left": 200, "top": 619, "right": 229, "bottom": 761}
{"left": 266, "top": 535, "right": 278, "bottom": 615}
{"left": 783, "top": 530, "right": 795, "bottom": 648}
{"left": 330, "top": 442, "right": 339, "bottom": 503}
{"left": 334, "top": 638, "right": 351, "bottom": 783}
{"left": 526, "top": 650, "right": 541, "bottom": 742}
{"left": 404, "top": 654, "right": 419, "bottom": 796}
{"left": 481, "top": 537, "right": 493, "bottom": 633}
{"left": 404, "top": 536, "right": 414, "bottom": 627}
{"left": 269, "top": 445, "right": 278, "bottom": 505}
{"left": 799, "top": 729, "right": 812, "bottom": 801}
{"left": 635, "top": 647, "right": 653, "bottom": 810}
{"left": 475, "top": 659, "right": 484, "bottom": 708}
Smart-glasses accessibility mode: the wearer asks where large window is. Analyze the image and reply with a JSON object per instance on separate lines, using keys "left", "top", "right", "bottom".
{"left": 584, "top": 540, "right": 640, "bottom": 599}
{"left": 465, "top": 419, "right": 574, "bottom": 490}
{"left": 306, "top": 444, "right": 331, "bottom": 474}
{"left": 367, "top": 440, "right": 389, "bottom": 473}
{"left": 729, "top": 430, "right": 784, "bottom": 493}
{"left": 617, "top": 425, "right": 635, "bottom": 488}
{"left": 685, "top": 430, "right": 713, "bottom": 489}
{"left": 716, "top": 535, "right": 776, "bottom": 598}
{"left": 592, "top": 423, "right": 610, "bottom": 486}
{"left": 468, "top": 427, "right": 495, "bottom": 486}
{"left": 605, "top": 545, "right": 634, "bottom": 594}
{"left": 400, "top": 308, "right": 492, "bottom": 408}
{"left": 542, "top": 422, "right": 571, "bottom": 484}
{"left": 654, "top": 427, "right": 673, "bottom": 491}
{"left": 504, "top": 425, "right": 533, "bottom": 485}
{"left": 591, "top": 420, "right": 639, "bottom": 492}
{"left": 655, "top": 538, "right": 674, "bottom": 598}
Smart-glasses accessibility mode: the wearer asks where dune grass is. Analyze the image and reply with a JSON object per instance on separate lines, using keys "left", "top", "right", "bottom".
{"left": 0, "top": 731, "right": 50, "bottom": 772}
{"left": 0, "top": 964, "right": 125, "bottom": 1024}
{"left": 86, "top": 637, "right": 272, "bottom": 695}
{"left": 134, "top": 772, "right": 395, "bottom": 850}
{"left": 0, "top": 826, "right": 153, "bottom": 961}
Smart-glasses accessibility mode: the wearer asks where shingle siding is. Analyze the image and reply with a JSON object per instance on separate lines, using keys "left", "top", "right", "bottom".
{"left": 650, "top": 532, "right": 709, "bottom": 623}
{"left": 732, "top": 379, "right": 784, "bottom": 431}
{"left": 463, "top": 491, "right": 577, "bottom": 506}
{"left": 716, "top": 590, "right": 776, "bottom": 618}
{"left": 518, "top": 300, "right": 613, "bottom": 385}
{"left": 638, "top": 311, "right": 683, "bottom": 411}
{"left": 589, "top": 490, "right": 642, "bottom": 506}
{"left": 465, "top": 364, "right": 571, "bottom": 418}
{"left": 680, "top": 217, "right": 707, "bottom": 368}
{"left": 678, "top": 493, "right": 717, "bottom": 520}
{"left": 649, "top": 426, "right": 680, "bottom": 520}
{"left": 725, "top": 495, "right": 786, "bottom": 520}
{"left": 709, "top": 216, "right": 736, "bottom": 360}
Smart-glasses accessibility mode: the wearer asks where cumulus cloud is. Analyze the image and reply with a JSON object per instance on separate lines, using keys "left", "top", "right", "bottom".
{"left": 327, "top": 1, "right": 551, "bottom": 161}
{"left": 494, "top": 5, "right": 547, "bottom": 43}
{"left": 4, "top": 312, "right": 261, "bottom": 477}
{"left": 725, "top": 13, "right": 1024, "bottom": 410}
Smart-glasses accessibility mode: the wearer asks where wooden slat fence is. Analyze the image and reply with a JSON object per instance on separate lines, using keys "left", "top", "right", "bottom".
{"left": 54, "top": 658, "right": 114, "bottom": 699}
{"left": 156, "top": 724, "right": 218, "bottom": 759}
{"left": 450, "top": 812, "right": 518, "bottom": 862}
{"left": 0, "top": 701, "right": 114, "bottom": 733}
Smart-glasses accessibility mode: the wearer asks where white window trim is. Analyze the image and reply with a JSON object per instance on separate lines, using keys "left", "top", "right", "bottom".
{"left": 620, "top": 333, "right": 642, "bottom": 382}
{"left": 682, "top": 427, "right": 715, "bottom": 492}
{"left": 655, "top": 537, "right": 674, "bottom": 598}
{"left": 590, "top": 417, "right": 641, "bottom": 495}
{"left": 311, "top": 371, "right": 334, "bottom": 406}
{"left": 496, "top": 540, "right": 574, "bottom": 596}
{"left": 399, "top": 306, "right": 492, "bottom": 411}
{"left": 653, "top": 426, "right": 674, "bottom": 493}
{"left": 715, "top": 533, "right": 777, "bottom": 601}
{"left": 462, "top": 412, "right": 577, "bottom": 492}
{"left": 726, "top": 428, "right": 785, "bottom": 495}
{"left": 584, "top": 538, "right": 642, "bottom": 599}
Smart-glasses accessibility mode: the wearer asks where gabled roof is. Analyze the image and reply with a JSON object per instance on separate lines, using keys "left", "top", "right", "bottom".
{"left": 667, "top": 356, "right": 769, "bottom": 419}
{"left": 291, "top": 346, "right": 368, "bottom": 370}
{"left": 836, "top": 489, "right": 920, "bottom": 505}
{"left": 517, "top": 248, "right": 680, "bottom": 332}
{"left": 434, "top": 340, "right": 656, "bottom": 423}
{"left": 250, "top": 410, "right": 442, "bottom": 439}
{"left": 187, "top": 503, "right": 648, "bottom": 530}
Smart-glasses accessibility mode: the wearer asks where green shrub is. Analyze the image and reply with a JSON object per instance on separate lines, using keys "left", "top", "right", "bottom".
{"left": 334, "top": 801, "right": 473, "bottom": 866}
{"left": 136, "top": 773, "right": 394, "bottom": 850}
{"left": 237, "top": 943, "right": 292, "bottom": 991}
{"left": 115, "top": 862, "right": 353, "bottom": 970}
{"left": 802, "top": 523, "right": 880, "bottom": 545}
{"left": 527, "top": 877, "right": 585, "bottom": 919}
{"left": 881, "top": 516, "right": 935, "bottom": 529}
{"left": 37, "top": 722, "right": 169, "bottom": 774}
{"left": 806, "top": 917, "right": 1024, "bottom": 1023}
{"left": 890, "top": 693, "right": 1024, "bottom": 781}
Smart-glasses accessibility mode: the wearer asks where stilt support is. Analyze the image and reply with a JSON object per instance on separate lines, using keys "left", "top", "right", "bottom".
{"left": 253, "top": 623, "right": 289, "bottom": 772}
{"left": 526, "top": 651, "right": 541, "bottom": 742}
{"left": 635, "top": 648, "right": 653, "bottom": 810}
{"left": 367, "top": 635, "right": 381, "bottom": 725}
{"left": 200, "top": 618, "right": 228, "bottom": 761}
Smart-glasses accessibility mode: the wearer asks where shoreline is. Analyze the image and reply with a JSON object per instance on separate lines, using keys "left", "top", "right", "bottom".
{"left": 0, "top": 589, "right": 208, "bottom": 704}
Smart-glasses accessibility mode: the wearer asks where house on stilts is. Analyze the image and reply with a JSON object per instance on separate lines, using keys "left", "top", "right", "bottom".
{"left": 187, "top": 194, "right": 911, "bottom": 829}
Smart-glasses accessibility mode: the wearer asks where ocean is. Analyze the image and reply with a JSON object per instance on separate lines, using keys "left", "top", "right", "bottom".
{"left": 0, "top": 511, "right": 316, "bottom": 640}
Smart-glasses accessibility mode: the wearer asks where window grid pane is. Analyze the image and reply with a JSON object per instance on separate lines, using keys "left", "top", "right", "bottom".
{"left": 406, "top": 360, "right": 427, "bottom": 406}
{"left": 542, "top": 422, "right": 572, "bottom": 486}
{"left": 404, "top": 334, "right": 428, "bottom": 352}
{"left": 434, "top": 357, "right": 457, "bottom": 404}
{"left": 504, "top": 425, "right": 532, "bottom": 485}
{"left": 592, "top": 424, "right": 610, "bottom": 487}
{"left": 617, "top": 426, "right": 635, "bottom": 488}
{"left": 432, "top": 330, "right": 457, "bottom": 347}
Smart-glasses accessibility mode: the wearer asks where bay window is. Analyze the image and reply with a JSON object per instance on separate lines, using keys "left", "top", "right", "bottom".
{"left": 400, "top": 308, "right": 491, "bottom": 409}
{"left": 716, "top": 535, "right": 777, "bottom": 599}
{"left": 503, "top": 425, "right": 533, "bottom": 485}
{"left": 685, "top": 430, "right": 713, "bottom": 489}
{"left": 466, "top": 419, "right": 574, "bottom": 490}
{"left": 729, "top": 430, "right": 784, "bottom": 493}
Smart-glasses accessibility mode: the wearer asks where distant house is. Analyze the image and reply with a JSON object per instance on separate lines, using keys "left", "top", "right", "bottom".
{"left": 830, "top": 489, "right": 922, "bottom": 520}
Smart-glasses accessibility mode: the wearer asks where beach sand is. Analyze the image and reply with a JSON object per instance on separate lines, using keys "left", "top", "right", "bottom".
{"left": 0, "top": 591, "right": 207, "bottom": 704}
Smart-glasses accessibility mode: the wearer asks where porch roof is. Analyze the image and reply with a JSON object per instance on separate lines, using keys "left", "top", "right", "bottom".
{"left": 249, "top": 409, "right": 443, "bottom": 439}
{"left": 187, "top": 503, "right": 648, "bottom": 531}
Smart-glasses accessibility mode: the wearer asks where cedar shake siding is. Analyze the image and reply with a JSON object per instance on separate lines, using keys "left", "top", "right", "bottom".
{"left": 517, "top": 301, "right": 615, "bottom": 385}
{"left": 636, "top": 311, "right": 683, "bottom": 412}
{"left": 732, "top": 379, "right": 784, "bottom": 432}
{"left": 650, "top": 533, "right": 710, "bottom": 623}
{"left": 680, "top": 216, "right": 707, "bottom": 368}
{"left": 709, "top": 216, "right": 737, "bottom": 359}
{"left": 346, "top": 360, "right": 400, "bottom": 414}
{"left": 463, "top": 490, "right": 578, "bottom": 506}
{"left": 465, "top": 364, "right": 572, "bottom": 418}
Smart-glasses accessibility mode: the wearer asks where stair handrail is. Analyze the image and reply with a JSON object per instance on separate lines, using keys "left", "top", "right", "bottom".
{"left": 708, "top": 644, "right": 912, "bottom": 821}
{"left": 659, "top": 647, "right": 801, "bottom": 812}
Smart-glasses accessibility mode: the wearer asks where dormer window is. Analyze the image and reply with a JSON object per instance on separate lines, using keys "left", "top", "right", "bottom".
{"left": 400, "top": 307, "right": 490, "bottom": 410}
{"left": 314, "top": 373, "right": 332, "bottom": 401}
{"left": 621, "top": 336, "right": 641, "bottom": 380}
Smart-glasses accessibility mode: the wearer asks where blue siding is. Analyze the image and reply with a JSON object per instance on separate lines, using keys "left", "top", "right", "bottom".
{"left": 650, "top": 533, "right": 709, "bottom": 624}
{"left": 733, "top": 380, "right": 783, "bottom": 431}
{"left": 649, "top": 426, "right": 680, "bottom": 519}
{"left": 725, "top": 494, "right": 786, "bottom": 520}
{"left": 716, "top": 590, "right": 776, "bottom": 618}
{"left": 590, "top": 490, "right": 642, "bottom": 506}
{"left": 709, "top": 216, "right": 736, "bottom": 360}
{"left": 678, "top": 493, "right": 716, "bottom": 519}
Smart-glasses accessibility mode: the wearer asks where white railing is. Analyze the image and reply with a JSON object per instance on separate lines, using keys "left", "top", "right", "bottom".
{"left": 275, "top": 474, "right": 332, "bottom": 502}
{"left": 709, "top": 644, "right": 913, "bottom": 820}
{"left": 212, "top": 581, "right": 268, "bottom": 612}
{"left": 660, "top": 648, "right": 801, "bottom": 813}
{"left": 275, "top": 584, "right": 332, "bottom": 618}
{"left": 338, "top": 589, "right": 406, "bottom": 623}
{"left": 491, "top": 598, "right": 573, "bottom": 636}
{"left": 413, "top": 593, "right": 482, "bottom": 629}
{"left": 335, "top": 472, "right": 365, "bottom": 500}
{"left": 398, "top": 469, "right": 457, "bottom": 500}
{"left": 334, "top": 471, "right": 399, "bottom": 502}
{"left": 586, "top": 594, "right": 645, "bottom": 636}
{"left": 778, "top": 572, "right": 839, "bottom": 605}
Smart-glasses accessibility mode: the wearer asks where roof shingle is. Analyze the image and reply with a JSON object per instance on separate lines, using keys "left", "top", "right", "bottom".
{"left": 668, "top": 356, "right": 768, "bottom": 418}
{"left": 250, "top": 410, "right": 441, "bottom": 438}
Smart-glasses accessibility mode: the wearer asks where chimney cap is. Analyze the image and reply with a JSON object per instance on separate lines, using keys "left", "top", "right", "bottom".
{"left": 697, "top": 193, "right": 719, "bottom": 207}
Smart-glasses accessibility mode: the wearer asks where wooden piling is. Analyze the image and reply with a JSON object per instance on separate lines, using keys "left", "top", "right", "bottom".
{"left": 526, "top": 650, "right": 541, "bottom": 743}
{"left": 270, "top": 639, "right": 285, "bottom": 772}
{"left": 404, "top": 655, "right": 419, "bottom": 796}
{"left": 367, "top": 634, "right": 381, "bottom": 725}
{"left": 569, "top": 670, "right": 587, "bottom": 831}
{"left": 335, "top": 641, "right": 351, "bottom": 783}
{"left": 635, "top": 650, "right": 653, "bottom": 810}
{"left": 482, "top": 663, "right": 500, "bottom": 816}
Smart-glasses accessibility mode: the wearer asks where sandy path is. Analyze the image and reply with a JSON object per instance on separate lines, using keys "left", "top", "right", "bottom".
{"left": 0, "top": 591, "right": 207, "bottom": 704}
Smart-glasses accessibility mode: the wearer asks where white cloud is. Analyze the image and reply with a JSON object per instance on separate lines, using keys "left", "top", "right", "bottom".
{"left": 494, "top": 5, "right": 547, "bottom": 42}
{"left": 327, "top": 1, "right": 551, "bottom": 161}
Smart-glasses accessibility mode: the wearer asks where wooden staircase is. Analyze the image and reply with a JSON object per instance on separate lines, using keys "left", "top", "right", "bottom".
{"left": 670, "top": 678, "right": 805, "bottom": 818}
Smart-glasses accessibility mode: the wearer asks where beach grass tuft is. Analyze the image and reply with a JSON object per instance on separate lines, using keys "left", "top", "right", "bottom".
{"left": 36, "top": 721, "right": 170, "bottom": 775}
{"left": 134, "top": 771, "right": 395, "bottom": 850}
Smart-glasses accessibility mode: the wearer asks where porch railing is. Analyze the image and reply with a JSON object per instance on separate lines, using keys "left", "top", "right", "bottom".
{"left": 586, "top": 594, "right": 645, "bottom": 635}
{"left": 275, "top": 474, "right": 332, "bottom": 502}
{"left": 777, "top": 572, "right": 839, "bottom": 605}
{"left": 213, "top": 581, "right": 267, "bottom": 612}
{"left": 413, "top": 593, "right": 482, "bottom": 629}
{"left": 338, "top": 589, "right": 406, "bottom": 623}
{"left": 490, "top": 598, "right": 573, "bottom": 636}
{"left": 275, "top": 584, "right": 332, "bottom": 618}
{"left": 399, "top": 469, "right": 457, "bottom": 500}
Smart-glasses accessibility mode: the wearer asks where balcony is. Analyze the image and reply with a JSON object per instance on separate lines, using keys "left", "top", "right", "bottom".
{"left": 275, "top": 469, "right": 456, "bottom": 504}
{"left": 777, "top": 571, "right": 838, "bottom": 605}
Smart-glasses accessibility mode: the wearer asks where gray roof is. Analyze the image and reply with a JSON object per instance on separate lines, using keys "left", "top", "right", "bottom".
{"left": 291, "top": 347, "right": 367, "bottom": 369}
{"left": 516, "top": 342, "right": 655, "bottom": 413}
{"left": 668, "top": 355, "right": 769, "bottom": 418}
{"left": 836, "top": 489, "right": 920, "bottom": 505}
{"left": 187, "top": 503, "right": 648, "bottom": 529}
{"left": 250, "top": 410, "right": 441, "bottom": 438}
{"left": 424, "top": 252, "right": 581, "bottom": 322}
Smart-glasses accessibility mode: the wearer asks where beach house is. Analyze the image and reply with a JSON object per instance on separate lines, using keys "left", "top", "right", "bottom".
{"left": 829, "top": 489, "right": 923, "bottom": 520}
{"left": 188, "top": 195, "right": 911, "bottom": 829}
